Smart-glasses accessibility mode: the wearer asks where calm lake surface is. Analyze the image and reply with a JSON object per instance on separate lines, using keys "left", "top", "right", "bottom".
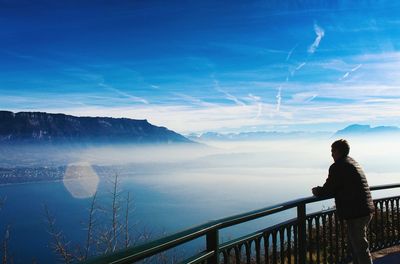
{"left": 1, "top": 139, "right": 399, "bottom": 263}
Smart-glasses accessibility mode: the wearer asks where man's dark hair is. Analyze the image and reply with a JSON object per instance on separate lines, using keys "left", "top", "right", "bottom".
{"left": 331, "top": 139, "right": 350, "bottom": 156}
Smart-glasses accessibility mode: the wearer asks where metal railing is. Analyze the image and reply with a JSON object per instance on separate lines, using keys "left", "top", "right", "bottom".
{"left": 82, "top": 183, "right": 400, "bottom": 264}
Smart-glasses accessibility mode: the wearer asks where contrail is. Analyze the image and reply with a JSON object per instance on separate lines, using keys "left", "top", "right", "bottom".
{"left": 99, "top": 83, "right": 149, "bottom": 104}
{"left": 291, "top": 62, "right": 306, "bottom": 76}
{"left": 308, "top": 23, "right": 325, "bottom": 54}
{"left": 296, "top": 62, "right": 306, "bottom": 71}
{"left": 286, "top": 44, "right": 299, "bottom": 61}
{"left": 340, "top": 64, "right": 362, "bottom": 80}
{"left": 214, "top": 80, "right": 245, "bottom": 106}
{"left": 353, "top": 64, "right": 362, "bottom": 71}
{"left": 248, "top": 93, "right": 262, "bottom": 119}
{"left": 279, "top": 23, "right": 323, "bottom": 113}
{"left": 276, "top": 86, "right": 282, "bottom": 112}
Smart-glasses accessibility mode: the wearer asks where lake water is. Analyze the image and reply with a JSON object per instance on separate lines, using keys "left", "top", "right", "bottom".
{"left": 1, "top": 138, "right": 399, "bottom": 263}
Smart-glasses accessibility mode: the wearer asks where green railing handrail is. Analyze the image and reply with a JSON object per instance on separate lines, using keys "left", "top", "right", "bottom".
{"left": 82, "top": 183, "right": 400, "bottom": 264}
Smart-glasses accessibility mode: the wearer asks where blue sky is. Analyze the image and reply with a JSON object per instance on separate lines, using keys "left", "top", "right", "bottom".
{"left": 1, "top": 0, "right": 400, "bottom": 134}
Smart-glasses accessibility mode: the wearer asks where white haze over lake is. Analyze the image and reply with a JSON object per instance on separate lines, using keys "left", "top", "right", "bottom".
{"left": 69, "top": 137, "right": 400, "bottom": 216}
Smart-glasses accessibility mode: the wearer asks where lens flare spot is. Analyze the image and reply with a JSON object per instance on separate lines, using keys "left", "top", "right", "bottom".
{"left": 63, "top": 162, "right": 99, "bottom": 199}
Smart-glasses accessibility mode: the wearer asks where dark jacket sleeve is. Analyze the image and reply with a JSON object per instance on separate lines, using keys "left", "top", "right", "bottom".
{"left": 314, "top": 164, "right": 342, "bottom": 197}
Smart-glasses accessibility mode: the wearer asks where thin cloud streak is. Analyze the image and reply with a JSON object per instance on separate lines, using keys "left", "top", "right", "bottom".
{"left": 214, "top": 80, "right": 246, "bottom": 106}
{"left": 290, "top": 62, "right": 307, "bottom": 76}
{"left": 308, "top": 23, "right": 325, "bottom": 54}
{"left": 339, "top": 64, "right": 362, "bottom": 80}
{"left": 217, "top": 89, "right": 246, "bottom": 106}
{"left": 286, "top": 44, "right": 298, "bottom": 61}
{"left": 296, "top": 62, "right": 307, "bottom": 71}
{"left": 291, "top": 93, "right": 318, "bottom": 103}
{"left": 276, "top": 86, "right": 282, "bottom": 112}
{"left": 247, "top": 93, "right": 263, "bottom": 119}
{"left": 174, "top": 93, "right": 216, "bottom": 107}
{"left": 44, "top": 104, "right": 275, "bottom": 133}
{"left": 98, "top": 83, "right": 149, "bottom": 104}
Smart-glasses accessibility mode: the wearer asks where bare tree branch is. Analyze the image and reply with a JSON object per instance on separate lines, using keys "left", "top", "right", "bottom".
{"left": 43, "top": 205, "right": 73, "bottom": 264}
{"left": 42, "top": 172, "right": 154, "bottom": 262}
{"left": 124, "top": 191, "right": 131, "bottom": 248}
{"left": 83, "top": 192, "right": 97, "bottom": 260}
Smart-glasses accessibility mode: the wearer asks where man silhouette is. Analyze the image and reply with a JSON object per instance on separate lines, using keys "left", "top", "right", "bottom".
{"left": 312, "top": 139, "right": 374, "bottom": 264}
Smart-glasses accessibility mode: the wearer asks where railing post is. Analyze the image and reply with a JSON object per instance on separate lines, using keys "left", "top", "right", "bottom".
{"left": 297, "top": 203, "right": 306, "bottom": 264}
{"left": 206, "top": 229, "right": 219, "bottom": 264}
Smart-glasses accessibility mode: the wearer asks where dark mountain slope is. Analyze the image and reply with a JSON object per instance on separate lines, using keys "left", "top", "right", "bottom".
{"left": 0, "top": 111, "right": 192, "bottom": 144}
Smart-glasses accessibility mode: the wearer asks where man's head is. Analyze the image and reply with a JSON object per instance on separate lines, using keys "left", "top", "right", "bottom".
{"left": 331, "top": 139, "right": 350, "bottom": 161}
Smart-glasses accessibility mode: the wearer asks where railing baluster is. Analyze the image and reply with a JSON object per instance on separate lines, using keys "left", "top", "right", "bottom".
{"left": 315, "top": 216, "right": 320, "bottom": 264}
{"left": 245, "top": 241, "right": 252, "bottom": 264}
{"left": 397, "top": 198, "right": 400, "bottom": 242}
{"left": 287, "top": 226, "right": 292, "bottom": 264}
{"left": 321, "top": 214, "right": 327, "bottom": 264}
{"left": 293, "top": 224, "right": 298, "bottom": 264}
{"left": 272, "top": 231, "right": 277, "bottom": 264}
{"left": 222, "top": 250, "right": 229, "bottom": 264}
{"left": 340, "top": 219, "right": 346, "bottom": 262}
{"left": 256, "top": 237, "right": 262, "bottom": 264}
{"left": 280, "top": 229, "right": 285, "bottom": 264}
{"left": 394, "top": 199, "right": 396, "bottom": 244}
{"left": 333, "top": 213, "right": 338, "bottom": 264}
{"left": 264, "top": 233, "right": 270, "bottom": 264}
{"left": 385, "top": 200, "right": 389, "bottom": 247}
{"left": 391, "top": 199, "right": 395, "bottom": 246}
{"left": 325, "top": 213, "right": 333, "bottom": 263}
{"left": 380, "top": 201, "right": 385, "bottom": 248}
{"left": 234, "top": 245, "right": 241, "bottom": 264}
{"left": 374, "top": 204, "right": 379, "bottom": 249}
{"left": 307, "top": 218, "right": 313, "bottom": 264}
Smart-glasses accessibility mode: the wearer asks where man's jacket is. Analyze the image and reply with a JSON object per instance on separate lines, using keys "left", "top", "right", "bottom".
{"left": 314, "top": 156, "right": 375, "bottom": 219}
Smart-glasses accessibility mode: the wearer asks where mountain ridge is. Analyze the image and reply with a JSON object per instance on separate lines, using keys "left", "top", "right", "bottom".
{"left": 188, "top": 124, "right": 400, "bottom": 141}
{"left": 334, "top": 124, "right": 400, "bottom": 137}
{"left": 188, "top": 130, "right": 330, "bottom": 141}
{"left": 0, "top": 110, "right": 192, "bottom": 144}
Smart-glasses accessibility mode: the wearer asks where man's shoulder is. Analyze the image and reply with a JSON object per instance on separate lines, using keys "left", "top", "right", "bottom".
{"left": 330, "top": 157, "right": 355, "bottom": 171}
{"left": 335, "top": 156, "right": 357, "bottom": 165}
{"left": 343, "top": 156, "right": 360, "bottom": 168}
{"left": 329, "top": 162, "right": 340, "bottom": 174}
